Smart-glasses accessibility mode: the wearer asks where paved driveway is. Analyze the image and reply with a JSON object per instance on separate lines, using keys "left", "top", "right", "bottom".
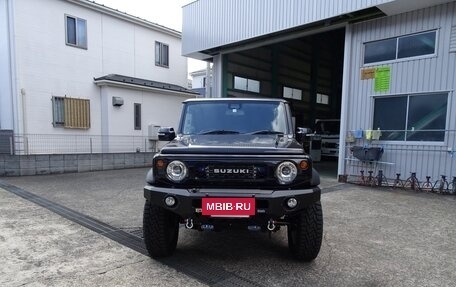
{"left": 1, "top": 168, "right": 456, "bottom": 286}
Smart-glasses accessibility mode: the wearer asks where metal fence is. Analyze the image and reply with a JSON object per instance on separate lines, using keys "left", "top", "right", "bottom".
{"left": 0, "top": 134, "right": 159, "bottom": 155}
{"left": 342, "top": 129, "right": 456, "bottom": 194}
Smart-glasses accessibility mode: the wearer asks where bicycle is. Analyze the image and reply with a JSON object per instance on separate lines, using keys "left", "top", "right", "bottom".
{"left": 393, "top": 173, "right": 403, "bottom": 189}
{"left": 433, "top": 175, "right": 449, "bottom": 194}
{"left": 358, "top": 170, "right": 366, "bottom": 185}
{"left": 403, "top": 172, "right": 420, "bottom": 192}
{"left": 420, "top": 176, "right": 433, "bottom": 192}
{"left": 376, "top": 170, "right": 388, "bottom": 187}
{"left": 365, "top": 170, "right": 377, "bottom": 187}
{"left": 449, "top": 177, "right": 456, "bottom": 195}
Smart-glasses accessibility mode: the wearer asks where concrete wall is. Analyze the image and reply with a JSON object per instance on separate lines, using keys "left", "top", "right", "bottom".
{"left": 0, "top": 152, "right": 154, "bottom": 176}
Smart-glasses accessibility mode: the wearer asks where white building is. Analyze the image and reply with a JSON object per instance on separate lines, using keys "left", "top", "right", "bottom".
{"left": 189, "top": 68, "right": 212, "bottom": 97}
{"left": 182, "top": 0, "right": 456, "bottom": 184}
{"left": 0, "top": 0, "right": 197, "bottom": 154}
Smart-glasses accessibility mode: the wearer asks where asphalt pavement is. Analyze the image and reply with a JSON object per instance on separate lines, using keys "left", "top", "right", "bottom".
{"left": 1, "top": 167, "right": 456, "bottom": 286}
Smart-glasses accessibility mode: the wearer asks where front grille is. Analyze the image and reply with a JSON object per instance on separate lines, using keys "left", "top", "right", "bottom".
{"left": 205, "top": 165, "right": 257, "bottom": 180}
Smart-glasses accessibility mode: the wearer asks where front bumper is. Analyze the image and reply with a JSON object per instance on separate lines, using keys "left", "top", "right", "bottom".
{"left": 144, "top": 185, "right": 320, "bottom": 219}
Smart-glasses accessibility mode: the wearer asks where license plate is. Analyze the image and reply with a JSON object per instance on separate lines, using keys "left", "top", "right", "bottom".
{"left": 202, "top": 198, "right": 255, "bottom": 217}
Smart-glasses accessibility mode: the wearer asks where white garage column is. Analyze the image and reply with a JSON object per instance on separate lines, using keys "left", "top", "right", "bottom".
{"left": 211, "top": 54, "right": 223, "bottom": 98}
{"left": 337, "top": 24, "right": 353, "bottom": 179}
{"left": 0, "top": 0, "right": 16, "bottom": 131}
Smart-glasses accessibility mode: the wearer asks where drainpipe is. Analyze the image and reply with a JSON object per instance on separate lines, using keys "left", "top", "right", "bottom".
{"left": 337, "top": 24, "right": 352, "bottom": 180}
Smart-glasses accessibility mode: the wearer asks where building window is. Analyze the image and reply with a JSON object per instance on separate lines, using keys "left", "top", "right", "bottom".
{"left": 234, "top": 76, "right": 260, "bottom": 93}
{"left": 364, "top": 30, "right": 437, "bottom": 64}
{"left": 134, "top": 103, "right": 141, "bottom": 130}
{"left": 316, "top": 93, "right": 329, "bottom": 105}
{"left": 373, "top": 93, "right": 448, "bottom": 142}
{"left": 283, "top": 86, "right": 302, "bottom": 100}
{"left": 65, "top": 15, "right": 87, "bottom": 49}
{"left": 52, "top": 96, "right": 90, "bottom": 129}
{"left": 155, "top": 41, "right": 169, "bottom": 67}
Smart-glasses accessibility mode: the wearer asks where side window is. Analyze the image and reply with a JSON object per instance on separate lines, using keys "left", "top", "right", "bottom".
{"left": 134, "top": 103, "right": 141, "bottom": 130}
{"left": 155, "top": 41, "right": 169, "bottom": 67}
{"left": 397, "top": 31, "right": 436, "bottom": 59}
{"left": 373, "top": 93, "right": 447, "bottom": 141}
{"left": 316, "top": 93, "right": 329, "bottom": 105}
{"left": 65, "top": 15, "right": 87, "bottom": 49}
{"left": 52, "top": 96, "right": 90, "bottom": 129}
{"left": 364, "top": 30, "right": 437, "bottom": 65}
{"left": 233, "top": 76, "right": 260, "bottom": 93}
{"left": 283, "top": 86, "right": 302, "bottom": 100}
{"left": 364, "top": 38, "right": 397, "bottom": 64}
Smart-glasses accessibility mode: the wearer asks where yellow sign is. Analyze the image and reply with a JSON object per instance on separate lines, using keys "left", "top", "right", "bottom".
{"left": 361, "top": 68, "right": 376, "bottom": 80}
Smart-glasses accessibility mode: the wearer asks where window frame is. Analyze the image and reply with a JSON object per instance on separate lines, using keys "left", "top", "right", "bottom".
{"left": 363, "top": 30, "right": 438, "bottom": 66}
{"left": 283, "top": 86, "right": 302, "bottom": 100}
{"left": 155, "top": 41, "right": 169, "bottom": 68}
{"left": 65, "top": 14, "right": 88, "bottom": 49}
{"left": 316, "top": 93, "right": 330, "bottom": 105}
{"left": 233, "top": 76, "right": 260, "bottom": 94}
{"left": 371, "top": 91, "right": 449, "bottom": 145}
{"left": 52, "top": 97, "right": 65, "bottom": 127}
{"left": 52, "top": 96, "right": 90, "bottom": 129}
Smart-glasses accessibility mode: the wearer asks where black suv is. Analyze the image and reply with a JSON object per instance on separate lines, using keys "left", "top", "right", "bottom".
{"left": 143, "top": 98, "right": 322, "bottom": 261}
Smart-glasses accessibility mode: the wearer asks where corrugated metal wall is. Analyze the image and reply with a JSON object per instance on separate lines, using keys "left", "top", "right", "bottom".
{"left": 182, "top": 0, "right": 392, "bottom": 56}
{"left": 343, "top": 1, "right": 456, "bottom": 181}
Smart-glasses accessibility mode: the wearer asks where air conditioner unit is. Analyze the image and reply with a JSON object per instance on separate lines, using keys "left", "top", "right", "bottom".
{"left": 112, "top": 96, "right": 124, "bottom": 106}
{"left": 148, "top": 124, "right": 161, "bottom": 140}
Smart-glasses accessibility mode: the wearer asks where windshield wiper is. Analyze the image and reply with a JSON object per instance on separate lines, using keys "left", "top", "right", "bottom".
{"left": 248, "top": 130, "right": 284, "bottom": 135}
{"left": 198, "top": 130, "right": 240, "bottom": 135}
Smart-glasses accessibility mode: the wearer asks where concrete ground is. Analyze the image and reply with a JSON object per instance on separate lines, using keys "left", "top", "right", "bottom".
{"left": 1, "top": 167, "right": 456, "bottom": 286}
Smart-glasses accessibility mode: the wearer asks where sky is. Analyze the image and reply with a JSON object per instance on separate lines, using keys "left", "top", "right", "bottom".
{"left": 94, "top": 0, "right": 207, "bottom": 75}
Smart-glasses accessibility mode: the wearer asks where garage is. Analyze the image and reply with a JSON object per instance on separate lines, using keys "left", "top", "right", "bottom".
{"left": 183, "top": 0, "right": 456, "bottom": 183}
{"left": 220, "top": 28, "right": 344, "bottom": 165}
{"left": 222, "top": 28, "right": 344, "bottom": 132}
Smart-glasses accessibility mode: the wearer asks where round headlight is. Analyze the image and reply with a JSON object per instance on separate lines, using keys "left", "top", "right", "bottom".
{"left": 166, "top": 160, "right": 188, "bottom": 182}
{"left": 275, "top": 161, "right": 297, "bottom": 185}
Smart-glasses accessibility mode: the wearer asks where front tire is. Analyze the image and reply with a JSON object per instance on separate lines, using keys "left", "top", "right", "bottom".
{"left": 143, "top": 201, "right": 180, "bottom": 258}
{"left": 287, "top": 201, "right": 323, "bottom": 261}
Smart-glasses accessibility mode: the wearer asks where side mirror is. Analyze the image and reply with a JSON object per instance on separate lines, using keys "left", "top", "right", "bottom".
{"left": 158, "top": 127, "right": 176, "bottom": 141}
{"left": 296, "top": 127, "right": 312, "bottom": 143}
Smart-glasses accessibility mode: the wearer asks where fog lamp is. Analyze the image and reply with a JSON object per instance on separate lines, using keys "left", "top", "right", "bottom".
{"left": 164, "top": 196, "right": 176, "bottom": 207}
{"left": 287, "top": 197, "right": 298, "bottom": 209}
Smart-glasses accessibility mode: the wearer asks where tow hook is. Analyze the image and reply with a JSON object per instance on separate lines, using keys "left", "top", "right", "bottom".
{"left": 185, "top": 218, "right": 194, "bottom": 229}
{"left": 267, "top": 219, "right": 276, "bottom": 231}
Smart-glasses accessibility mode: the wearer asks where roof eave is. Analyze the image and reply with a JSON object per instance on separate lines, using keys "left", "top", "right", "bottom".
{"left": 64, "top": 0, "right": 181, "bottom": 38}
{"left": 94, "top": 79, "right": 198, "bottom": 97}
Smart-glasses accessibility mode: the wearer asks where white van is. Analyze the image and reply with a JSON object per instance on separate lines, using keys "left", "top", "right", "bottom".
{"left": 315, "top": 119, "right": 340, "bottom": 157}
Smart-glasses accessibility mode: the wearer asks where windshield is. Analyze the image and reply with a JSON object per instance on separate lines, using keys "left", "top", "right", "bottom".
{"left": 315, "top": 120, "right": 340, "bottom": 135}
{"left": 179, "top": 101, "right": 289, "bottom": 135}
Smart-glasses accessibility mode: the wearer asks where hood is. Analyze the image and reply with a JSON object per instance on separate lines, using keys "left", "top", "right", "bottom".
{"left": 160, "top": 134, "right": 304, "bottom": 155}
